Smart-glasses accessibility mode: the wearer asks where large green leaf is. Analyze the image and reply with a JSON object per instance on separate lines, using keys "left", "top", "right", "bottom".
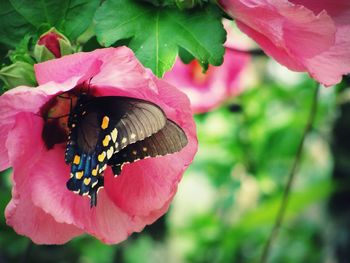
{"left": 0, "top": 0, "right": 35, "bottom": 48}
{"left": 0, "top": 0, "right": 99, "bottom": 47}
{"left": 95, "top": 0, "right": 225, "bottom": 77}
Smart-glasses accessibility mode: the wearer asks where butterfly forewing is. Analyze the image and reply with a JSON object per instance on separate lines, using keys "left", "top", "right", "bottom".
{"left": 108, "top": 120, "right": 188, "bottom": 176}
{"left": 65, "top": 96, "right": 167, "bottom": 206}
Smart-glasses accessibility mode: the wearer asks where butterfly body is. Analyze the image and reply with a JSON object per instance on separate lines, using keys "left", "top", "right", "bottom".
{"left": 64, "top": 94, "right": 187, "bottom": 207}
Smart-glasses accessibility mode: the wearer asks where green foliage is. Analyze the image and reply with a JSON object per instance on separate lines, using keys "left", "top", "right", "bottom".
{"left": 0, "top": 0, "right": 99, "bottom": 48}
{"left": 0, "top": 0, "right": 35, "bottom": 48}
{"left": 0, "top": 0, "right": 225, "bottom": 78}
{"left": 7, "top": 35, "right": 35, "bottom": 64}
{"left": 168, "top": 78, "right": 336, "bottom": 263}
{"left": 0, "top": 61, "right": 37, "bottom": 89}
{"left": 95, "top": 0, "right": 225, "bottom": 76}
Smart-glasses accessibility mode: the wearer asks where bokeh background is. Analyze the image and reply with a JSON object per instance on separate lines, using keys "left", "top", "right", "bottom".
{"left": 1, "top": 26, "right": 350, "bottom": 263}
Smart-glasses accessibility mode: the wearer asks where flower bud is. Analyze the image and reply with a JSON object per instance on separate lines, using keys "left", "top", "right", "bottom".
{"left": 0, "top": 61, "right": 37, "bottom": 90}
{"left": 34, "top": 28, "right": 73, "bottom": 62}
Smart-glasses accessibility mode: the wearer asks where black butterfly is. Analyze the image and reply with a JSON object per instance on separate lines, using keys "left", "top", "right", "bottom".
{"left": 64, "top": 94, "right": 188, "bottom": 207}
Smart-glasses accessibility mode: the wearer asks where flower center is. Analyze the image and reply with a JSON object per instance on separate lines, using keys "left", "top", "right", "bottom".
{"left": 189, "top": 60, "right": 213, "bottom": 86}
{"left": 40, "top": 93, "right": 78, "bottom": 149}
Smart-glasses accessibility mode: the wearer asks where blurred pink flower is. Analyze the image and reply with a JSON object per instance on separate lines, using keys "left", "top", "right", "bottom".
{"left": 0, "top": 47, "right": 197, "bottom": 244}
{"left": 219, "top": 0, "right": 350, "bottom": 86}
{"left": 164, "top": 50, "right": 249, "bottom": 114}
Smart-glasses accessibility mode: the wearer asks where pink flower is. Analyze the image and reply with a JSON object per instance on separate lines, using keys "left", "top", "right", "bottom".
{"left": 163, "top": 49, "right": 249, "bottom": 113}
{"left": 0, "top": 47, "right": 197, "bottom": 244}
{"left": 219, "top": 0, "right": 350, "bottom": 86}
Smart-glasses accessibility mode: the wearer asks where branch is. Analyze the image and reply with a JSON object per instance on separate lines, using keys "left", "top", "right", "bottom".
{"left": 259, "top": 83, "right": 320, "bottom": 263}
{"left": 225, "top": 46, "right": 266, "bottom": 56}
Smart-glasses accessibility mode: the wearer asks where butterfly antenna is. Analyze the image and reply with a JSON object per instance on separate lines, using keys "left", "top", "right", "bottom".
{"left": 57, "top": 94, "right": 71, "bottom": 99}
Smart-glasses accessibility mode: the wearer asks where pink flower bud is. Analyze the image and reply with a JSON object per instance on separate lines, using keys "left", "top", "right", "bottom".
{"left": 34, "top": 28, "right": 73, "bottom": 62}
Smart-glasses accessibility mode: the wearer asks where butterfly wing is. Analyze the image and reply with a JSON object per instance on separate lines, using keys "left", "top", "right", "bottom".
{"left": 108, "top": 120, "right": 188, "bottom": 176}
{"left": 65, "top": 96, "right": 167, "bottom": 206}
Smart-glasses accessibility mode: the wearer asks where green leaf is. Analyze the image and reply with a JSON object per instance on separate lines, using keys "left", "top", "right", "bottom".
{"left": 95, "top": 0, "right": 225, "bottom": 77}
{"left": 178, "top": 47, "right": 195, "bottom": 64}
{"left": 0, "top": 0, "right": 35, "bottom": 48}
{"left": 9, "top": 35, "right": 36, "bottom": 64}
{"left": 0, "top": 61, "right": 37, "bottom": 90}
{"left": 0, "top": 0, "right": 99, "bottom": 47}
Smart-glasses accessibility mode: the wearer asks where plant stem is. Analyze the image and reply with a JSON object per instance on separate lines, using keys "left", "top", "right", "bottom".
{"left": 225, "top": 46, "right": 266, "bottom": 57}
{"left": 259, "top": 84, "right": 320, "bottom": 263}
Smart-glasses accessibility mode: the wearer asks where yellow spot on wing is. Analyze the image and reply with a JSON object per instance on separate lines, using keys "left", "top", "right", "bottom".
{"left": 76, "top": 171, "right": 84, "bottom": 179}
{"left": 98, "top": 152, "right": 106, "bottom": 162}
{"left": 84, "top": 178, "right": 91, "bottom": 185}
{"left": 101, "top": 116, "right": 110, "bottom": 130}
{"left": 122, "top": 137, "right": 127, "bottom": 144}
{"left": 111, "top": 128, "right": 118, "bottom": 142}
{"left": 92, "top": 167, "right": 98, "bottom": 176}
{"left": 102, "top": 135, "right": 111, "bottom": 147}
{"left": 132, "top": 150, "right": 137, "bottom": 155}
{"left": 107, "top": 146, "right": 114, "bottom": 159}
{"left": 143, "top": 147, "right": 147, "bottom": 152}
{"left": 73, "top": 155, "right": 81, "bottom": 165}
{"left": 130, "top": 133, "right": 136, "bottom": 140}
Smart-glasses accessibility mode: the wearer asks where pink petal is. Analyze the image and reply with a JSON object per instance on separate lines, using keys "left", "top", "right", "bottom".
{"left": 0, "top": 123, "right": 11, "bottom": 170}
{"left": 220, "top": 0, "right": 350, "bottom": 86}
{"left": 3, "top": 113, "right": 83, "bottom": 244}
{"left": 164, "top": 49, "right": 249, "bottom": 113}
{"left": 5, "top": 189, "right": 83, "bottom": 245}
{"left": 0, "top": 90, "right": 45, "bottom": 171}
{"left": 91, "top": 48, "right": 159, "bottom": 94}
{"left": 34, "top": 48, "right": 113, "bottom": 85}
{"left": 291, "top": 0, "right": 350, "bottom": 25}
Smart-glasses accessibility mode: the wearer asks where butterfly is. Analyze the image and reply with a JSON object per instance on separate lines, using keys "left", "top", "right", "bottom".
{"left": 64, "top": 94, "right": 188, "bottom": 207}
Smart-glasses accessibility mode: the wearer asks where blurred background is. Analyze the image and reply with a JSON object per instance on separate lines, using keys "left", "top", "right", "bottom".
{"left": 1, "top": 27, "right": 350, "bottom": 263}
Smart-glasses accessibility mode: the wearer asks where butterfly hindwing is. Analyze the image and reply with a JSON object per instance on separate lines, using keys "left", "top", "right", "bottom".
{"left": 108, "top": 120, "right": 188, "bottom": 176}
{"left": 65, "top": 96, "right": 167, "bottom": 206}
